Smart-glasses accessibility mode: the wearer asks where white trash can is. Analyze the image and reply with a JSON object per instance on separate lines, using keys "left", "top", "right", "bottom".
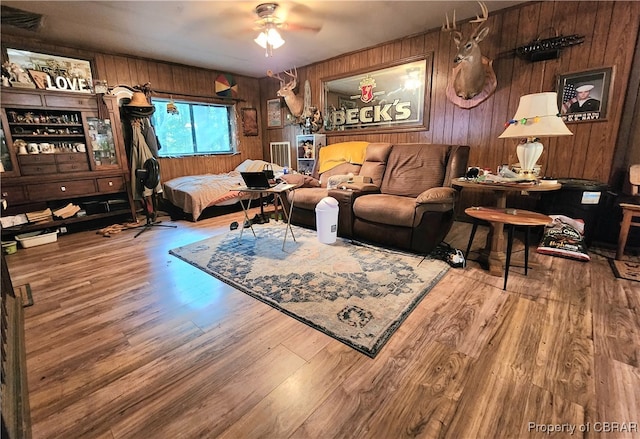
{"left": 315, "top": 196, "right": 339, "bottom": 244}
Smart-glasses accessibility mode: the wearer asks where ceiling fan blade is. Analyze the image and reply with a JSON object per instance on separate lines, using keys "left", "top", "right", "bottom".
{"left": 278, "top": 2, "right": 324, "bottom": 33}
{"left": 281, "top": 22, "right": 322, "bottom": 33}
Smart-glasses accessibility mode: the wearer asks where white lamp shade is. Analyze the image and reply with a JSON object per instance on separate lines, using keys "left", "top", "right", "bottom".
{"left": 499, "top": 92, "right": 573, "bottom": 139}
{"left": 254, "top": 28, "right": 285, "bottom": 49}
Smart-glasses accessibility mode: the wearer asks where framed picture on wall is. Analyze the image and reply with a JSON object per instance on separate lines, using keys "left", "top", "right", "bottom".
{"left": 267, "top": 98, "right": 283, "bottom": 128}
{"left": 241, "top": 107, "right": 258, "bottom": 136}
{"left": 338, "top": 96, "right": 356, "bottom": 109}
{"left": 322, "top": 55, "right": 432, "bottom": 134}
{"left": 557, "top": 67, "right": 613, "bottom": 123}
{"left": 6, "top": 48, "right": 94, "bottom": 93}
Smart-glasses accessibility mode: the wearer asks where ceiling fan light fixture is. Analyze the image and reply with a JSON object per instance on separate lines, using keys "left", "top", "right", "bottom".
{"left": 254, "top": 27, "right": 284, "bottom": 56}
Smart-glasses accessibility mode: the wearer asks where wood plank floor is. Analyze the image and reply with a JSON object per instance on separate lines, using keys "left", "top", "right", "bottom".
{"left": 5, "top": 208, "right": 640, "bottom": 439}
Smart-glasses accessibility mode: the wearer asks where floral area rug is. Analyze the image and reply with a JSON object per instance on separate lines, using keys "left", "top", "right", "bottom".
{"left": 169, "top": 223, "right": 449, "bottom": 357}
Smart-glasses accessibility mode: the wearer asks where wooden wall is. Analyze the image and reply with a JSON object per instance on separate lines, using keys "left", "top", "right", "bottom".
{"left": 1, "top": 34, "right": 264, "bottom": 182}
{"left": 2, "top": 1, "right": 639, "bottom": 188}
{"left": 261, "top": 1, "right": 640, "bottom": 188}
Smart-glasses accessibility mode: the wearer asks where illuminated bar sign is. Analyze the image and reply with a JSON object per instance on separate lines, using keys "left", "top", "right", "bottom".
{"left": 322, "top": 55, "right": 432, "bottom": 134}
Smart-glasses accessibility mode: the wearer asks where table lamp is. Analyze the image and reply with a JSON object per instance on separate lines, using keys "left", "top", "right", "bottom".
{"left": 499, "top": 92, "right": 572, "bottom": 180}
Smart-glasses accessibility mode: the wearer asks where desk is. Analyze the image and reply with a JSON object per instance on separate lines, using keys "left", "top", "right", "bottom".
{"left": 233, "top": 183, "right": 297, "bottom": 251}
{"left": 453, "top": 179, "right": 560, "bottom": 276}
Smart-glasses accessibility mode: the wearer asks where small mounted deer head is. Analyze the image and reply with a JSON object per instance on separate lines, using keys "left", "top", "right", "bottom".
{"left": 267, "top": 68, "right": 305, "bottom": 118}
{"left": 442, "top": 1, "right": 493, "bottom": 100}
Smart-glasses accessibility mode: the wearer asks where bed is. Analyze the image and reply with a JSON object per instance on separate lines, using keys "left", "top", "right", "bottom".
{"left": 162, "top": 159, "right": 285, "bottom": 221}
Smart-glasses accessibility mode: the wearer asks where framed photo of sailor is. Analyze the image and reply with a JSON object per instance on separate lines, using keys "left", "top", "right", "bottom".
{"left": 557, "top": 67, "right": 613, "bottom": 123}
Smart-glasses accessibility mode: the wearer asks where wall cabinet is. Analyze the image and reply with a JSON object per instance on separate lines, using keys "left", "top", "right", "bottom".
{"left": 296, "top": 134, "right": 325, "bottom": 175}
{"left": 0, "top": 88, "right": 136, "bottom": 235}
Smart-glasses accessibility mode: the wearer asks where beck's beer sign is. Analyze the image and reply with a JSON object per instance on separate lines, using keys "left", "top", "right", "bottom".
{"left": 359, "top": 76, "right": 376, "bottom": 104}
{"left": 325, "top": 57, "right": 430, "bottom": 132}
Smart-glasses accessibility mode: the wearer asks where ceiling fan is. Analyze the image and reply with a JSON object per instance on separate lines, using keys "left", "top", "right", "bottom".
{"left": 253, "top": 2, "right": 321, "bottom": 57}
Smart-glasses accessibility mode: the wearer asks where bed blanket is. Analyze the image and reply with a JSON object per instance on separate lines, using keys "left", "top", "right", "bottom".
{"left": 163, "top": 171, "right": 247, "bottom": 221}
{"left": 163, "top": 160, "right": 286, "bottom": 221}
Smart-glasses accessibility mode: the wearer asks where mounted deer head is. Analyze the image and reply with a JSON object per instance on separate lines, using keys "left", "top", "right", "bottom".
{"left": 267, "top": 68, "right": 305, "bottom": 118}
{"left": 442, "top": 1, "right": 493, "bottom": 100}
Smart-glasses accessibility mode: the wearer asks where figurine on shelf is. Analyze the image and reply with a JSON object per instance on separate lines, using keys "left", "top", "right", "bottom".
{"left": 304, "top": 141, "right": 313, "bottom": 158}
{"left": 309, "top": 107, "right": 323, "bottom": 133}
{"left": 2, "top": 62, "right": 35, "bottom": 88}
{"left": 1, "top": 64, "right": 11, "bottom": 87}
{"left": 14, "top": 139, "right": 28, "bottom": 155}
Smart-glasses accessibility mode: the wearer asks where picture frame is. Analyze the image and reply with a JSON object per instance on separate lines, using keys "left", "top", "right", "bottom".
{"left": 267, "top": 98, "right": 283, "bottom": 128}
{"left": 6, "top": 48, "right": 94, "bottom": 93}
{"left": 338, "top": 96, "right": 356, "bottom": 110}
{"left": 241, "top": 107, "right": 258, "bottom": 136}
{"left": 27, "top": 69, "right": 49, "bottom": 89}
{"left": 557, "top": 67, "right": 613, "bottom": 123}
{"left": 321, "top": 54, "right": 432, "bottom": 134}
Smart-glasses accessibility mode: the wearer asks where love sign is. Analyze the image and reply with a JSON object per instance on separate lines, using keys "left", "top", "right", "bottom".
{"left": 7, "top": 48, "right": 94, "bottom": 94}
{"left": 46, "top": 75, "right": 91, "bottom": 92}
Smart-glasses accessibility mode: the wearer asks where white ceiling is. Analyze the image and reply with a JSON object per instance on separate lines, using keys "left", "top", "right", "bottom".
{"left": 2, "top": 1, "right": 527, "bottom": 78}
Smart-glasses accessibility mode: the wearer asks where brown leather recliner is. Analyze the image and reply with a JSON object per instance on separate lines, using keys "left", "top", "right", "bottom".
{"left": 285, "top": 142, "right": 392, "bottom": 237}
{"left": 351, "top": 143, "right": 469, "bottom": 253}
{"left": 284, "top": 142, "right": 469, "bottom": 254}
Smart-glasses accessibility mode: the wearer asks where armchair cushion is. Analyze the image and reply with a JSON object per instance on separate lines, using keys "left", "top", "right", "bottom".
{"left": 292, "top": 187, "right": 329, "bottom": 210}
{"left": 416, "top": 187, "right": 456, "bottom": 204}
{"left": 353, "top": 194, "right": 417, "bottom": 227}
{"left": 281, "top": 173, "right": 320, "bottom": 188}
{"left": 359, "top": 142, "right": 392, "bottom": 187}
{"left": 381, "top": 144, "right": 450, "bottom": 197}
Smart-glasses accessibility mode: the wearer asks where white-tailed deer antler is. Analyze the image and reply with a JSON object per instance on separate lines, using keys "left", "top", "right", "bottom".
{"left": 267, "top": 68, "right": 304, "bottom": 118}
{"left": 469, "top": 0, "right": 488, "bottom": 24}
{"left": 442, "top": 1, "right": 493, "bottom": 100}
{"left": 442, "top": 9, "right": 463, "bottom": 46}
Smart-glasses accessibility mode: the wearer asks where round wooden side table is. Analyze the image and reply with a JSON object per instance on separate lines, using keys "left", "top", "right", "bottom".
{"left": 453, "top": 179, "right": 560, "bottom": 276}
{"left": 465, "top": 206, "right": 552, "bottom": 290}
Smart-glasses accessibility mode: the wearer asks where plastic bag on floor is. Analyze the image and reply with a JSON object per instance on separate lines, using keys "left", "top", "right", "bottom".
{"left": 537, "top": 215, "right": 590, "bottom": 262}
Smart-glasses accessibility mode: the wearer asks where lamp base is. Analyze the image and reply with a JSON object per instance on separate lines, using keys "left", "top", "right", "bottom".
{"left": 516, "top": 139, "right": 544, "bottom": 182}
{"left": 517, "top": 169, "right": 538, "bottom": 181}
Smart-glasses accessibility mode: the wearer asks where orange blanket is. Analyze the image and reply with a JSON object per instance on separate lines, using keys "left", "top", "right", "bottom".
{"left": 318, "top": 141, "right": 370, "bottom": 174}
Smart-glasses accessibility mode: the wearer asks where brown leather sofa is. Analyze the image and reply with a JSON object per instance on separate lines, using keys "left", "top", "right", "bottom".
{"left": 282, "top": 142, "right": 470, "bottom": 254}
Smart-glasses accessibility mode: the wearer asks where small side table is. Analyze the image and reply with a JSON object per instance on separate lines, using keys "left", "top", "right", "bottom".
{"left": 453, "top": 179, "right": 561, "bottom": 276}
{"left": 233, "top": 183, "right": 298, "bottom": 251}
{"left": 465, "top": 207, "right": 552, "bottom": 290}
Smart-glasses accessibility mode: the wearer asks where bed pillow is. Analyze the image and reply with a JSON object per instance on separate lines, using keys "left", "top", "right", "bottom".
{"left": 235, "top": 159, "right": 255, "bottom": 172}
{"left": 235, "top": 159, "right": 285, "bottom": 173}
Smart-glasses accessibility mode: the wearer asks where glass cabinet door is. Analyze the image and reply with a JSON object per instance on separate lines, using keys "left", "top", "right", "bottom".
{"left": 1, "top": 127, "right": 14, "bottom": 173}
{"left": 87, "top": 117, "right": 118, "bottom": 167}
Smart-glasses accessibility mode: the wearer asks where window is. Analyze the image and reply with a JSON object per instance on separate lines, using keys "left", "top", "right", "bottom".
{"left": 151, "top": 98, "right": 237, "bottom": 156}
